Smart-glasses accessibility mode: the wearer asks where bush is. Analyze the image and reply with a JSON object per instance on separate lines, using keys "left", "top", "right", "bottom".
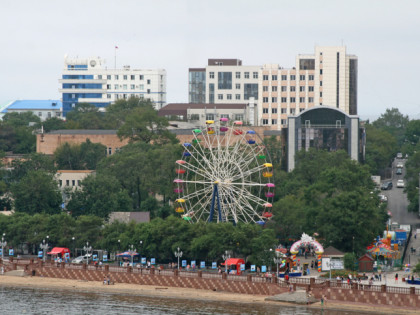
{"left": 343, "top": 252, "right": 356, "bottom": 270}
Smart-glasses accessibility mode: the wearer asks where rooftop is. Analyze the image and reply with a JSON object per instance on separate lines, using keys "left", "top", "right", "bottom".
{"left": 2, "top": 100, "right": 62, "bottom": 113}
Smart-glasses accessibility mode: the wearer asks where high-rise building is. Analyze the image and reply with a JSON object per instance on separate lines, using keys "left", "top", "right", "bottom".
{"left": 188, "top": 46, "right": 358, "bottom": 129}
{"left": 59, "top": 56, "right": 166, "bottom": 116}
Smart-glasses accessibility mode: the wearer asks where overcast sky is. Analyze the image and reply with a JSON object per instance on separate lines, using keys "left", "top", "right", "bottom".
{"left": 1, "top": 0, "right": 419, "bottom": 120}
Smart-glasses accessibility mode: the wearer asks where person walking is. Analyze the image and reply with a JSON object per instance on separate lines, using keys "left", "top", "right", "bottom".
{"left": 395, "top": 273, "right": 398, "bottom": 283}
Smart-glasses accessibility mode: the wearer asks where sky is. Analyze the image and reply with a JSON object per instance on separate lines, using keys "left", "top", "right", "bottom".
{"left": 1, "top": 0, "right": 419, "bottom": 120}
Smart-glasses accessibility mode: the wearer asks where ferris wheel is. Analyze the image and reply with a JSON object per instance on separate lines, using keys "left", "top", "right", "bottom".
{"left": 173, "top": 118, "right": 275, "bottom": 224}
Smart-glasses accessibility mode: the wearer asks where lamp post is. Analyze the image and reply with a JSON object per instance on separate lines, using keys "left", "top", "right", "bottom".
{"left": 139, "top": 240, "right": 143, "bottom": 263}
{"left": 40, "top": 235, "right": 49, "bottom": 262}
{"left": 174, "top": 247, "right": 182, "bottom": 270}
{"left": 72, "top": 237, "right": 75, "bottom": 257}
{"left": 272, "top": 249, "right": 282, "bottom": 278}
{"left": 128, "top": 244, "right": 136, "bottom": 266}
{"left": 0, "top": 233, "right": 7, "bottom": 261}
{"left": 83, "top": 242, "right": 92, "bottom": 265}
{"left": 222, "top": 250, "right": 231, "bottom": 274}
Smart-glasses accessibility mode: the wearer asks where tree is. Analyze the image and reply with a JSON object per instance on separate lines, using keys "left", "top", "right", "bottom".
{"left": 54, "top": 140, "right": 106, "bottom": 170}
{"left": 39, "top": 117, "right": 67, "bottom": 132}
{"left": 66, "top": 173, "right": 132, "bottom": 218}
{"left": 11, "top": 170, "right": 62, "bottom": 215}
{"left": 405, "top": 150, "right": 420, "bottom": 212}
{"left": 10, "top": 153, "right": 56, "bottom": 183}
{"left": 65, "top": 103, "right": 112, "bottom": 129}
{"left": 372, "top": 108, "right": 409, "bottom": 146}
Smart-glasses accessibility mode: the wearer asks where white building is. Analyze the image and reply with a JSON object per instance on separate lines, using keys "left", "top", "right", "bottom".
{"left": 1, "top": 100, "right": 63, "bottom": 121}
{"left": 59, "top": 56, "right": 166, "bottom": 116}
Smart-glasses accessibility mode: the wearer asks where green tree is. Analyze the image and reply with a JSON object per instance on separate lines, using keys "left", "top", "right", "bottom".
{"left": 65, "top": 103, "right": 112, "bottom": 129}
{"left": 10, "top": 153, "right": 56, "bottom": 183}
{"left": 39, "top": 117, "right": 67, "bottom": 132}
{"left": 372, "top": 108, "right": 409, "bottom": 146}
{"left": 54, "top": 140, "right": 106, "bottom": 170}
{"left": 405, "top": 151, "right": 420, "bottom": 212}
{"left": 11, "top": 170, "right": 62, "bottom": 215}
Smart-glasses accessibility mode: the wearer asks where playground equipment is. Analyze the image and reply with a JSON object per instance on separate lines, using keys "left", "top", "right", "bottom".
{"left": 174, "top": 119, "right": 274, "bottom": 224}
{"left": 290, "top": 233, "right": 324, "bottom": 272}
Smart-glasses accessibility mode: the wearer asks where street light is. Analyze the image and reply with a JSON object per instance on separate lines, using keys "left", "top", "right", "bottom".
{"left": 72, "top": 237, "right": 75, "bottom": 257}
{"left": 128, "top": 244, "right": 136, "bottom": 266}
{"left": 222, "top": 250, "right": 231, "bottom": 274}
{"left": 40, "top": 235, "right": 49, "bottom": 262}
{"left": 0, "top": 233, "right": 7, "bottom": 262}
{"left": 139, "top": 240, "right": 143, "bottom": 263}
{"left": 272, "top": 249, "right": 282, "bottom": 278}
{"left": 174, "top": 247, "right": 182, "bottom": 270}
{"left": 83, "top": 242, "right": 92, "bottom": 265}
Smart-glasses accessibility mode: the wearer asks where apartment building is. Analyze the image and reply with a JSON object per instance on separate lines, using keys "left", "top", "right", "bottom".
{"left": 189, "top": 46, "right": 358, "bottom": 129}
{"left": 59, "top": 56, "right": 166, "bottom": 116}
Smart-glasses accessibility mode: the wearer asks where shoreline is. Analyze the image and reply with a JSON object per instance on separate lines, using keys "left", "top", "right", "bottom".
{"left": 0, "top": 275, "right": 419, "bottom": 314}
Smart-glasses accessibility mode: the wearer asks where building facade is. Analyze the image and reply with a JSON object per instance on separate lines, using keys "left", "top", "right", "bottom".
{"left": 188, "top": 46, "right": 358, "bottom": 130}
{"left": 59, "top": 56, "right": 166, "bottom": 116}
{"left": 1, "top": 100, "right": 63, "bottom": 121}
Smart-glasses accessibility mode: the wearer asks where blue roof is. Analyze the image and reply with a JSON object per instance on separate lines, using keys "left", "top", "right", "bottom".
{"left": 2, "top": 100, "right": 62, "bottom": 113}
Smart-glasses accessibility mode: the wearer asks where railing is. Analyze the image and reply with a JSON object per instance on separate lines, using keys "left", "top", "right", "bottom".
{"left": 228, "top": 275, "right": 248, "bottom": 282}
{"left": 386, "top": 286, "right": 411, "bottom": 294}
{"left": 290, "top": 277, "right": 310, "bottom": 285}
{"left": 132, "top": 268, "right": 151, "bottom": 275}
{"left": 64, "top": 264, "right": 84, "bottom": 270}
{"left": 179, "top": 271, "right": 198, "bottom": 278}
{"left": 361, "top": 284, "right": 382, "bottom": 292}
{"left": 201, "top": 273, "right": 223, "bottom": 280}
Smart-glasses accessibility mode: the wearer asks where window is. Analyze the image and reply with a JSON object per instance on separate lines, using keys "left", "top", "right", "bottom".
{"left": 140, "top": 75, "right": 144, "bottom": 80}
{"left": 309, "top": 75, "right": 314, "bottom": 80}
{"left": 309, "top": 97, "right": 314, "bottom": 102}
{"left": 263, "top": 97, "right": 269, "bottom": 103}
{"left": 108, "top": 147, "right": 112, "bottom": 155}
{"left": 281, "top": 119, "right": 287, "bottom": 125}
{"left": 235, "top": 94, "right": 241, "bottom": 100}
{"left": 72, "top": 180, "right": 75, "bottom": 186}
{"left": 66, "top": 180, "right": 69, "bottom": 186}
{"left": 48, "top": 112, "right": 51, "bottom": 118}
{"left": 263, "top": 75, "right": 269, "bottom": 80}
{"left": 131, "top": 84, "right": 135, "bottom": 89}
{"left": 147, "top": 79, "right": 151, "bottom": 84}
{"left": 290, "top": 75, "right": 296, "bottom": 80}
{"left": 263, "top": 86, "right": 268, "bottom": 92}
{"left": 272, "top": 119, "right": 277, "bottom": 124}
{"left": 107, "top": 75, "right": 111, "bottom": 80}
{"left": 281, "top": 108, "right": 287, "bottom": 113}
{"left": 253, "top": 72, "right": 258, "bottom": 79}
{"left": 290, "top": 86, "right": 296, "bottom": 92}
{"left": 272, "top": 86, "right": 277, "bottom": 92}
{"left": 206, "top": 114, "right": 214, "bottom": 120}
{"left": 221, "top": 114, "right": 229, "bottom": 119}
{"left": 299, "top": 97, "right": 305, "bottom": 102}
{"left": 281, "top": 75, "right": 287, "bottom": 80}
{"left": 272, "top": 108, "right": 277, "bottom": 114}
{"left": 131, "top": 75, "right": 135, "bottom": 80}
{"left": 236, "top": 83, "right": 241, "bottom": 89}
{"left": 209, "top": 72, "right": 215, "bottom": 79}
{"left": 300, "top": 108, "right": 305, "bottom": 112}
{"left": 114, "top": 84, "right": 118, "bottom": 89}
{"left": 309, "top": 86, "right": 314, "bottom": 92}
{"left": 115, "top": 75, "right": 119, "bottom": 80}
{"left": 227, "top": 94, "right": 232, "bottom": 100}
{"left": 272, "top": 97, "right": 277, "bottom": 102}
{"left": 244, "top": 72, "right": 249, "bottom": 79}
{"left": 123, "top": 84, "right": 127, "bottom": 89}
{"left": 272, "top": 75, "right": 278, "bottom": 81}
{"left": 107, "top": 84, "right": 111, "bottom": 89}
{"left": 281, "top": 86, "right": 287, "bottom": 92}
{"left": 98, "top": 75, "right": 102, "bottom": 79}
{"left": 147, "top": 89, "right": 151, "bottom": 94}
{"left": 281, "top": 97, "right": 287, "bottom": 103}
{"left": 290, "top": 108, "right": 296, "bottom": 114}
{"left": 263, "top": 108, "right": 269, "bottom": 114}
{"left": 123, "top": 75, "right": 128, "bottom": 80}
{"left": 320, "top": 92, "right": 323, "bottom": 97}
{"left": 290, "top": 97, "right": 296, "bottom": 103}
{"left": 38, "top": 112, "right": 42, "bottom": 117}
{"left": 77, "top": 180, "right": 81, "bottom": 186}
{"left": 123, "top": 94, "right": 127, "bottom": 99}
{"left": 320, "top": 69, "right": 323, "bottom": 75}
{"left": 235, "top": 114, "right": 244, "bottom": 121}
{"left": 139, "top": 84, "right": 144, "bottom": 90}
{"left": 299, "top": 75, "right": 305, "bottom": 80}
{"left": 300, "top": 86, "right": 305, "bottom": 92}
{"left": 71, "top": 94, "right": 75, "bottom": 99}
{"left": 262, "top": 119, "right": 268, "bottom": 125}
{"left": 59, "top": 180, "right": 62, "bottom": 187}
{"left": 218, "top": 94, "right": 223, "bottom": 100}
{"left": 218, "top": 72, "right": 232, "bottom": 89}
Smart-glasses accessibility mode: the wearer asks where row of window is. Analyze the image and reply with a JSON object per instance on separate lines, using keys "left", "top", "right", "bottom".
{"left": 262, "top": 97, "right": 314, "bottom": 103}
{"left": 262, "top": 86, "right": 315, "bottom": 92}
{"left": 262, "top": 119, "right": 287, "bottom": 125}
{"left": 203, "top": 113, "right": 244, "bottom": 121}
{"left": 209, "top": 71, "right": 258, "bottom": 79}
{"left": 217, "top": 94, "right": 242, "bottom": 100}
{"left": 97, "top": 74, "right": 153, "bottom": 81}
{"left": 262, "top": 74, "right": 315, "bottom": 81}
{"left": 59, "top": 179, "right": 81, "bottom": 187}
{"left": 38, "top": 112, "right": 61, "bottom": 118}
{"left": 262, "top": 108, "right": 305, "bottom": 115}
{"left": 106, "top": 83, "right": 150, "bottom": 90}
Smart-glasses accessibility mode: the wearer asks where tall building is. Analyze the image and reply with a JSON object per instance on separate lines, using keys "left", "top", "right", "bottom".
{"left": 188, "top": 46, "right": 358, "bottom": 129}
{"left": 59, "top": 56, "right": 166, "bottom": 116}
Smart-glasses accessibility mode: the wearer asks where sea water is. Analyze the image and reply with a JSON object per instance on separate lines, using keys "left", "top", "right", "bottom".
{"left": 0, "top": 286, "right": 375, "bottom": 315}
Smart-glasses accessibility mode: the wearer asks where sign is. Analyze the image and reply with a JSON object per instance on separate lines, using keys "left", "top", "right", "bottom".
{"left": 102, "top": 254, "right": 108, "bottom": 262}
{"left": 322, "top": 258, "right": 344, "bottom": 271}
{"left": 240, "top": 264, "right": 245, "bottom": 271}
{"left": 38, "top": 250, "right": 43, "bottom": 258}
{"left": 8, "top": 249, "right": 13, "bottom": 256}
{"left": 151, "top": 258, "right": 156, "bottom": 265}
{"left": 200, "top": 261, "right": 205, "bottom": 268}
{"left": 141, "top": 257, "right": 146, "bottom": 264}
{"left": 182, "top": 260, "right": 187, "bottom": 267}
{"left": 251, "top": 265, "right": 256, "bottom": 272}
{"left": 212, "top": 262, "right": 217, "bottom": 269}
{"left": 261, "top": 265, "right": 267, "bottom": 273}
{"left": 92, "top": 254, "right": 98, "bottom": 261}
{"left": 191, "top": 260, "right": 196, "bottom": 268}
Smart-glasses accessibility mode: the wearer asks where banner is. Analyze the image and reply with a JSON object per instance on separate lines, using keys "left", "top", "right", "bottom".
{"left": 141, "top": 257, "right": 146, "bottom": 264}
{"left": 182, "top": 260, "right": 187, "bottom": 267}
{"left": 251, "top": 265, "right": 256, "bottom": 272}
{"left": 212, "top": 262, "right": 217, "bottom": 269}
{"left": 102, "top": 254, "right": 108, "bottom": 262}
{"left": 240, "top": 264, "right": 245, "bottom": 271}
{"left": 8, "top": 249, "right": 14, "bottom": 256}
{"left": 151, "top": 258, "right": 155, "bottom": 265}
{"left": 92, "top": 254, "right": 98, "bottom": 261}
{"left": 38, "top": 250, "right": 43, "bottom": 258}
{"left": 261, "top": 265, "right": 267, "bottom": 273}
{"left": 200, "top": 261, "right": 205, "bottom": 269}
{"left": 191, "top": 260, "right": 196, "bottom": 268}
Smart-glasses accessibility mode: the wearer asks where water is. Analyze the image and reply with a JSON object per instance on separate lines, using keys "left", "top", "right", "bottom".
{"left": 0, "top": 286, "right": 374, "bottom": 315}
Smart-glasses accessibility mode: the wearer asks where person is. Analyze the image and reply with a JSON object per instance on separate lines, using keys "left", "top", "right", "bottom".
{"left": 103, "top": 276, "right": 107, "bottom": 285}
{"left": 321, "top": 295, "right": 324, "bottom": 307}
{"left": 107, "top": 275, "right": 111, "bottom": 285}
{"left": 378, "top": 270, "right": 382, "bottom": 281}
{"left": 311, "top": 261, "right": 314, "bottom": 269}
{"left": 285, "top": 274, "right": 289, "bottom": 283}
{"left": 395, "top": 273, "right": 398, "bottom": 283}
{"left": 307, "top": 266, "right": 310, "bottom": 276}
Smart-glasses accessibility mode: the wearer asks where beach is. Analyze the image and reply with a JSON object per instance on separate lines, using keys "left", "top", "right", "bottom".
{"left": 1, "top": 275, "right": 419, "bottom": 314}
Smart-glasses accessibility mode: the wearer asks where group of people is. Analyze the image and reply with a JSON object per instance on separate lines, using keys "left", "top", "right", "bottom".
{"left": 102, "top": 275, "right": 112, "bottom": 285}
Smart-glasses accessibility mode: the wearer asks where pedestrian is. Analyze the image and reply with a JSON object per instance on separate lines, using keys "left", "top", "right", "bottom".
{"left": 311, "top": 261, "right": 314, "bottom": 269}
{"left": 321, "top": 295, "right": 324, "bottom": 307}
{"left": 395, "top": 273, "right": 398, "bottom": 282}
{"left": 378, "top": 270, "right": 382, "bottom": 281}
